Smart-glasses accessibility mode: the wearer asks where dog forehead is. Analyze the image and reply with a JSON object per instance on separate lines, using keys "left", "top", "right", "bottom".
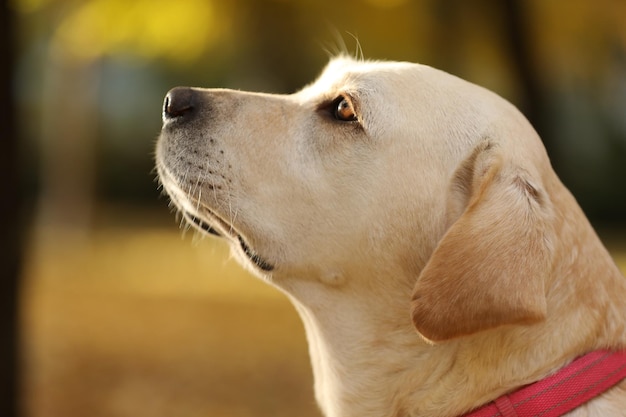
{"left": 296, "top": 57, "right": 423, "bottom": 101}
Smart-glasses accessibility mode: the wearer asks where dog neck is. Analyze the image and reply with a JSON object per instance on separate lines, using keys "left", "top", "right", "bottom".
{"left": 270, "top": 184, "right": 626, "bottom": 417}
{"left": 278, "top": 242, "right": 626, "bottom": 417}
{"left": 285, "top": 280, "right": 435, "bottom": 417}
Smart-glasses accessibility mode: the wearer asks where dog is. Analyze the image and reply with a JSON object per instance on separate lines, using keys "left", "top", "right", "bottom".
{"left": 155, "top": 57, "right": 626, "bottom": 417}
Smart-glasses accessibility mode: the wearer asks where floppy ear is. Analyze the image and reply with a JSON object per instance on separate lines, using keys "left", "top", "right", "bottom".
{"left": 410, "top": 141, "right": 553, "bottom": 343}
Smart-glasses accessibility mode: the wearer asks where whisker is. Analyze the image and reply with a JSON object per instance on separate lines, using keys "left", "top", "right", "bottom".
{"left": 319, "top": 26, "right": 349, "bottom": 59}
{"left": 346, "top": 31, "right": 364, "bottom": 61}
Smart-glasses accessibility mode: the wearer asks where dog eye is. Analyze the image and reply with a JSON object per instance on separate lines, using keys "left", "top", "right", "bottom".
{"left": 333, "top": 97, "right": 357, "bottom": 122}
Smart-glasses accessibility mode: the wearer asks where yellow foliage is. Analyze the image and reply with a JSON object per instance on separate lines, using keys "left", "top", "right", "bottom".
{"left": 25, "top": 0, "right": 221, "bottom": 63}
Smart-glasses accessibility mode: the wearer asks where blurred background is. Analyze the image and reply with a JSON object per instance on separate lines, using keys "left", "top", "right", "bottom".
{"left": 1, "top": 0, "right": 626, "bottom": 416}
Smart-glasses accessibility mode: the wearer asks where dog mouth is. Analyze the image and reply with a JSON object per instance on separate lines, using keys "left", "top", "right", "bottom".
{"left": 182, "top": 210, "right": 222, "bottom": 237}
{"left": 181, "top": 209, "right": 275, "bottom": 272}
{"left": 156, "top": 158, "right": 274, "bottom": 273}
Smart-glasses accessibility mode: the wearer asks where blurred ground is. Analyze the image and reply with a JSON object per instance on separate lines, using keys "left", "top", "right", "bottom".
{"left": 21, "top": 207, "right": 319, "bottom": 417}
{"left": 20, "top": 208, "right": 626, "bottom": 417}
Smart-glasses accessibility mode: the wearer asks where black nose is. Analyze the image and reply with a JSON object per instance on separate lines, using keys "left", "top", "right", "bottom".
{"left": 163, "top": 87, "right": 196, "bottom": 120}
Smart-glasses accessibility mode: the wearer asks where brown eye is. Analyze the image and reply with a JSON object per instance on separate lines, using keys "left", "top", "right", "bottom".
{"left": 334, "top": 97, "right": 357, "bottom": 121}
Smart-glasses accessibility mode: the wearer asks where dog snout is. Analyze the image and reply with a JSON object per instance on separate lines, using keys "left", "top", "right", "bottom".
{"left": 163, "top": 87, "right": 196, "bottom": 121}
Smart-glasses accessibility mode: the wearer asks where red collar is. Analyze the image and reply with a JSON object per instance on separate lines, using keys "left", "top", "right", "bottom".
{"left": 462, "top": 350, "right": 626, "bottom": 417}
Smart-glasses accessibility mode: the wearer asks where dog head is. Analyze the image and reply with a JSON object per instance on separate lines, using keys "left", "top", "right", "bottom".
{"left": 156, "top": 57, "right": 556, "bottom": 341}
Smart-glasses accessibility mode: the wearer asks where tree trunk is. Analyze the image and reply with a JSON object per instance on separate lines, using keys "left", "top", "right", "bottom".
{"left": 0, "top": 0, "right": 21, "bottom": 416}
{"left": 499, "top": 0, "right": 555, "bottom": 162}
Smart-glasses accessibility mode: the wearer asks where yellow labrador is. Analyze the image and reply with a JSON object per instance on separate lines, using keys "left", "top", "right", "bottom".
{"left": 155, "top": 57, "right": 626, "bottom": 417}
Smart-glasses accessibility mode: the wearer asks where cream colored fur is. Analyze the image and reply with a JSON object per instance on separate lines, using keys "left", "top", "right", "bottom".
{"left": 155, "top": 57, "right": 626, "bottom": 417}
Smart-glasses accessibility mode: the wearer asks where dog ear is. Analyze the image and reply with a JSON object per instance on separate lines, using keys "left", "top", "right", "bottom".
{"left": 410, "top": 141, "right": 553, "bottom": 343}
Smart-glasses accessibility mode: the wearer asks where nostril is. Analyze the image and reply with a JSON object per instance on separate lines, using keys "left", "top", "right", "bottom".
{"left": 163, "top": 86, "right": 195, "bottom": 120}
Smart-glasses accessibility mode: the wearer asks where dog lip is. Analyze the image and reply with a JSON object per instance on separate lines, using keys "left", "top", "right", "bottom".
{"left": 237, "top": 235, "right": 275, "bottom": 272}
{"left": 159, "top": 162, "right": 275, "bottom": 273}
{"left": 183, "top": 211, "right": 222, "bottom": 237}
{"left": 182, "top": 205, "right": 232, "bottom": 239}
{"left": 182, "top": 208, "right": 275, "bottom": 272}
